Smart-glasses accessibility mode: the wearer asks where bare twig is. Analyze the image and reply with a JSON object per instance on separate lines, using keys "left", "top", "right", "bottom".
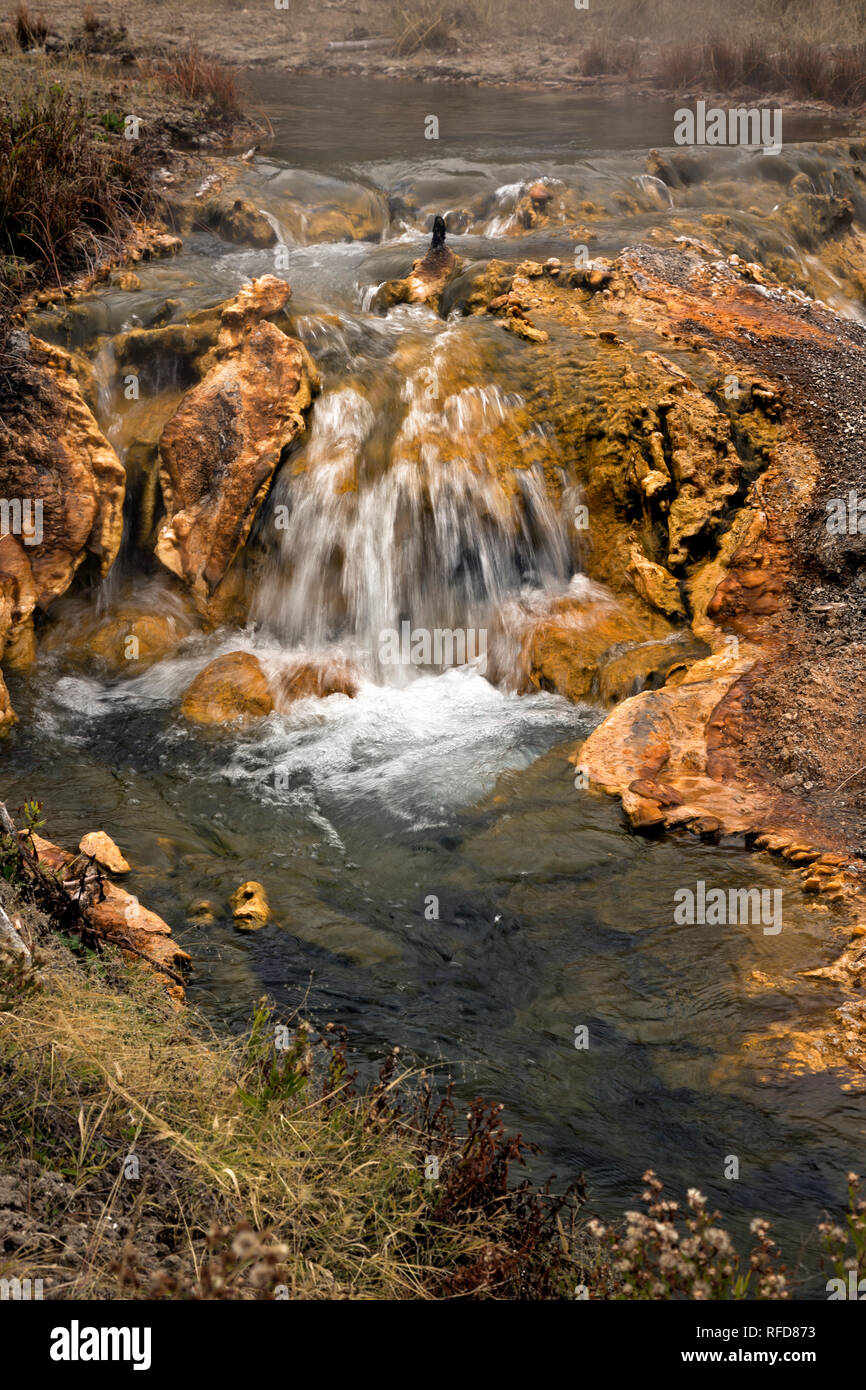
{"left": 835, "top": 765, "right": 866, "bottom": 793}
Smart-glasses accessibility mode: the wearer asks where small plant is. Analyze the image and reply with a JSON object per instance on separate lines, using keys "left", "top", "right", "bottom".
{"left": 583, "top": 1170, "right": 789, "bottom": 1299}
{"left": 99, "top": 110, "right": 125, "bottom": 135}
{"left": 820, "top": 1173, "right": 866, "bottom": 1295}
{"left": 21, "top": 798, "right": 45, "bottom": 833}
{"left": 235, "top": 997, "right": 314, "bottom": 1108}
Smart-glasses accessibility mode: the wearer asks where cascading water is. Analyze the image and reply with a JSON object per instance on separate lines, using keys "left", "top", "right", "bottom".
{"left": 254, "top": 319, "right": 578, "bottom": 684}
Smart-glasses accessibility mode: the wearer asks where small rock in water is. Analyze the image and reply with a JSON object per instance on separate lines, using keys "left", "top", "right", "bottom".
{"left": 187, "top": 899, "right": 217, "bottom": 924}
{"left": 181, "top": 652, "right": 275, "bottom": 726}
{"left": 231, "top": 881, "right": 270, "bottom": 930}
{"left": 528, "top": 182, "right": 552, "bottom": 207}
{"left": 79, "top": 831, "right": 130, "bottom": 874}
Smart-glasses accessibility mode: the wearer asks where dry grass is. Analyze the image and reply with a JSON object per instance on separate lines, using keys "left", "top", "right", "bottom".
{"left": 11, "top": 2, "right": 46, "bottom": 49}
{"left": 4, "top": 929, "right": 863, "bottom": 1300}
{"left": 381, "top": 0, "right": 866, "bottom": 100}
{"left": 0, "top": 925, "right": 587, "bottom": 1298}
{"left": 383, "top": 0, "right": 866, "bottom": 47}
{"left": 146, "top": 43, "right": 242, "bottom": 117}
{"left": 0, "top": 83, "right": 156, "bottom": 293}
{"left": 1, "top": 820, "right": 863, "bottom": 1300}
{"left": 658, "top": 36, "right": 866, "bottom": 103}
{"left": 579, "top": 39, "right": 641, "bottom": 78}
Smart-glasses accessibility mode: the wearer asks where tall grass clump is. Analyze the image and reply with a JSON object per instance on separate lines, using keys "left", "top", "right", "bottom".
{"left": 658, "top": 35, "right": 866, "bottom": 103}
{"left": 152, "top": 44, "right": 242, "bottom": 117}
{"left": 11, "top": 2, "right": 46, "bottom": 49}
{"left": 0, "top": 85, "right": 154, "bottom": 290}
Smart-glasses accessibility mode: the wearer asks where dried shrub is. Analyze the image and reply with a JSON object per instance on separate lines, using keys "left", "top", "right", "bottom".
{"left": 660, "top": 42, "right": 702, "bottom": 88}
{"left": 658, "top": 36, "right": 866, "bottom": 104}
{"left": 0, "top": 86, "right": 154, "bottom": 292}
{"left": 153, "top": 44, "right": 243, "bottom": 117}
{"left": 579, "top": 39, "right": 640, "bottom": 77}
{"left": 389, "top": 1, "right": 459, "bottom": 56}
{"left": 11, "top": 2, "right": 46, "bottom": 48}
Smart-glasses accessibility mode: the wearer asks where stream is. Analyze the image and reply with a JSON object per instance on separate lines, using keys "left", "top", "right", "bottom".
{"left": 5, "top": 77, "right": 864, "bottom": 1288}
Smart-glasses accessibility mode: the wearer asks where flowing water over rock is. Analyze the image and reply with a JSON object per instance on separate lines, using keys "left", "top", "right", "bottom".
{"left": 8, "top": 79, "right": 866, "bottom": 1280}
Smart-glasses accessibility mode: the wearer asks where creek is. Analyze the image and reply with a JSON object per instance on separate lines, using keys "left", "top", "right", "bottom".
{"left": 7, "top": 77, "right": 863, "bottom": 1286}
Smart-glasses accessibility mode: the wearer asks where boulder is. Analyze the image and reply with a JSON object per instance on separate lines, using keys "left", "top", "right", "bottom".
{"left": 0, "top": 535, "right": 38, "bottom": 668}
{"left": 269, "top": 657, "right": 360, "bottom": 708}
{"left": 575, "top": 653, "right": 764, "bottom": 834}
{"left": 507, "top": 585, "right": 673, "bottom": 705}
{"left": 29, "top": 833, "right": 189, "bottom": 995}
{"left": 200, "top": 196, "right": 276, "bottom": 248}
{"left": 0, "top": 671, "right": 16, "bottom": 736}
{"left": 181, "top": 651, "right": 275, "bottom": 726}
{"left": 270, "top": 185, "right": 390, "bottom": 245}
{"left": 0, "top": 337, "right": 125, "bottom": 665}
{"left": 154, "top": 276, "right": 319, "bottom": 607}
{"left": 626, "top": 545, "right": 686, "bottom": 619}
{"left": 181, "top": 652, "right": 361, "bottom": 727}
{"left": 87, "top": 609, "right": 195, "bottom": 670}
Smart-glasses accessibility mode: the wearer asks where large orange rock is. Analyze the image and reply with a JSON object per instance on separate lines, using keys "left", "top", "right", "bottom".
{"left": 0, "top": 534, "right": 37, "bottom": 668}
{"left": 79, "top": 831, "right": 131, "bottom": 874}
{"left": 155, "top": 277, "right": 319, "bottom": 609}
{"left": 181, "top": 652, "right": 361, "bottom": 727}
{"left": 0, "top": 338, "right": 125, "bottom": 666}
{"left": 574, "top": 652, "right": 767, "bottom": 833}
{"left": 181, "top": 651, "right": 275, "bottom": 726}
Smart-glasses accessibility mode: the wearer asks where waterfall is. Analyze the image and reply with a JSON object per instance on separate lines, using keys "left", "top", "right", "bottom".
{"left": 253, "top": 329, "right": 576, "bottom": 681}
